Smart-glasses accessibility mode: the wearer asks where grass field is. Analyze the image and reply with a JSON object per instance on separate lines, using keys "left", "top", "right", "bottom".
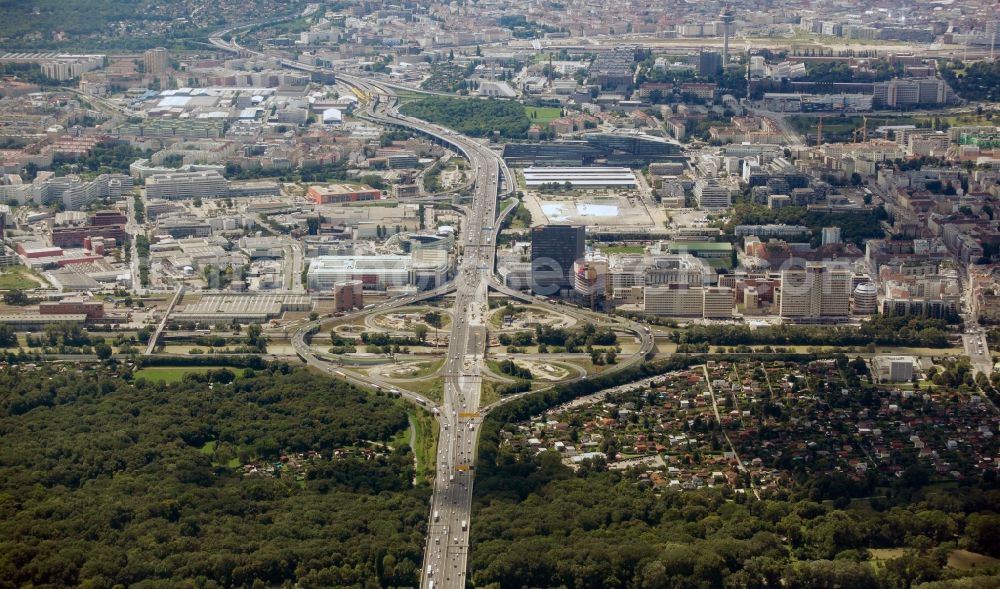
{"left": 133, "top": 366, "right": 248, "bottom": 383}
{"left": 525, "top": 106, "right": 563, "bottom": 125}
{"left": 947, "top": 549, "right": 1000, "bottom": 570}
{"left": 705, "top": 258, "right": 734, "bottom": 271}
{"left": 0, "top": 266, "right": 42, "bottom": 290}
{"left": 395, "top": 376, "right": 444, "bottom": 403}
{"left": 601, "top": 245, "right": 646, "bottom": 254}
{"left": 787, "top": 113, "right": 991, "bottom": 142}
{"left": 406, "top": 358, "right": 445, "bottom": 379}
{"left": 394, "top": 90, "right": 429, "bottom": 104}
{"left": 870, "top": 548, "right": 1000, "bottom": 571}
{"left": 480, "top": 380, "right": 501, "bottom": 407}
{"left": 410, "top": 409, "right": 439, "bottom": 482}
{"left": 869, "top": 548, "right": 907, "bottom": 561}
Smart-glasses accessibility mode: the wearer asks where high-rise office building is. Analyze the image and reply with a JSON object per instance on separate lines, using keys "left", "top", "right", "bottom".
{"left": 144, "top": 47, "right": 169, "bottom": 74}
{"left": 531, "top": 224, "right": 585, "bottom": 295}
{"left": 779, "top": 264, "right": 852, "bottom": 320}
{"left": 703, "top": 287, "right": 735, "bottom": 318}
{"left": 698, "top": 50, "right": 722, "bottom": 76}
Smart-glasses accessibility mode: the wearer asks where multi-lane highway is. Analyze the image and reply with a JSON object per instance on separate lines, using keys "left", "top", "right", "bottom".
{"left": 213, "top": 23, "right": 649, "bottom": 588}
{"left": 367, "top": 84, "right": 505, "bottom": 589}
{"left": 290, "top": 76, "right": 650, "bottom": 588}
{"left": 287, "top": 74, "right": 507, "bottom": 588}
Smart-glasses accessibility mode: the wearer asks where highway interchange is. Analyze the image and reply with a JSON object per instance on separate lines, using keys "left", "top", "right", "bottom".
{"left": 201, "top": 21, "right": 1000, "bottom": 588}
{"left": 206, "top": 23, "right": 652, "bottom": 588}
{"left": 287, "top": 76, "right": 653, "bottom": 587}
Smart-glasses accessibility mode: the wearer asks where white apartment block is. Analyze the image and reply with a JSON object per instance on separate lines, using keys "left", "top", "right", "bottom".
{"left": 0, "top": 53, "right": 107, "bottom": 81}
{"left": 694, "top": 179, "right": 732, "bottom": 209}
{"left": 644, "top": 284, "right": 704, "bottom": 317}
{"left": 27, "top": 173, "right": 132, "bottom": 210}
{"left": 145, "top": 171, "right": 229, "bottom": 200}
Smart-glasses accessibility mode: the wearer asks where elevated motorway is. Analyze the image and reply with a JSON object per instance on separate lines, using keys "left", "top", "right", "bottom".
{"left": 330, "top": 73, "right": 506, "bottom": 588}
{"left": 212, "top": 21, "right": 651, "bottom": 588}
{"left": 289, "top": 72, "right": 650, "bottom": 588}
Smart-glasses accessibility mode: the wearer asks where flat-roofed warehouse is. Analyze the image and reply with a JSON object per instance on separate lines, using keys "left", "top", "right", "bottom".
{"left": 174, "top": 294, "right": 313, "bottom": 323}
{"left": 522, "top": 166, "right": 637, "bottom": 188}
{"left": 0, "top": 314, "right": 88, "bottom": 329}
{"left": 305, "top": 252, "right": 453, "bottom": 292}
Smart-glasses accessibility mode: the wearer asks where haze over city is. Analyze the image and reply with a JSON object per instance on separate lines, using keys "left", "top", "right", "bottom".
{"left": 0, "top": 1, "right": 999, "bottom": 588}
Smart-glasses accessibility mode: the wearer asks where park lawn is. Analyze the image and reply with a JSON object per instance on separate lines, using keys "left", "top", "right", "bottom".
{"left": 0, "top": 266, "right": 42, "bottom": 290}
{"left": 133, "top": 366, "right": 248, "bottom": 383}
{"left": 705, "top": 257, "right": 734, "bottom": 271}
{"left": 601, "top": 245, "right": 646, "bottom": 254}
{"left": 525, "top": 106, "right": 563, "bottom": 125}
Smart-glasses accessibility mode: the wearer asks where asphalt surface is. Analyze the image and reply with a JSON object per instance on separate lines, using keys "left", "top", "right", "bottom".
{"left": 213, "top": 26, "right": 653, "bottom": 588}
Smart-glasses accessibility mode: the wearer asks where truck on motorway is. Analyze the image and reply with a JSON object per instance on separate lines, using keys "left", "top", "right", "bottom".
{"left": 433, "top": 510, "right": 439, "bottom": 522}
{"left": 461, "top": 520, "right": 467, "bottom": 531}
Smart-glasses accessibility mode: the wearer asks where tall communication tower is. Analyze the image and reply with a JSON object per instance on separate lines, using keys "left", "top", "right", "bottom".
{"left": 991, "top": 19, "right": 998, "bottom": 61}
{"left": 719, "top": 6, "right": 736, "bottom": 66}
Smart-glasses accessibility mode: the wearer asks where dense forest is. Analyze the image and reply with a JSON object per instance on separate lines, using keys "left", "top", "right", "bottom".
{"left": 674, "top": 315, "right": 955, "bottom": 349}
{"left": 470, "top": 358, "right": 1000, "bottom": 589}
{"left": 0, "top": 0, "right": 218, "bottom": 51}
{"left": 725, "top": 203, "right": 888, "bottom": 246}
{"left": 0, "top": 363, "right": 430, "bottom": 588}
{"left": 399, "top": 96, "right": 531, "bottom": 138}
{"left": 940, "top": 60, "right": 1000, "bottom": 102}
{"left": 51, "top": 140, "right": 153, "bottom": 178}
{"left": 471, "top": 457, "right": 1000, "bottom": 589}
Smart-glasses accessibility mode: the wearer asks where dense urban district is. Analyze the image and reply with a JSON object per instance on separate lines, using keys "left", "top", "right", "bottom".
{"left": 1, "top": 0, "right": 1000, "bottom": 588}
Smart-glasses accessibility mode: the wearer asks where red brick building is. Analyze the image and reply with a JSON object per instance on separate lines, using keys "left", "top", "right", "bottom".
{"left": 39, "top": 301, "right": 105, "bottom": 320}
{"left": 307, "top": 184, "right": 380, "bottom": 205}
{"left": 51, "top": 224, "right": 126, "bottom": 248}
